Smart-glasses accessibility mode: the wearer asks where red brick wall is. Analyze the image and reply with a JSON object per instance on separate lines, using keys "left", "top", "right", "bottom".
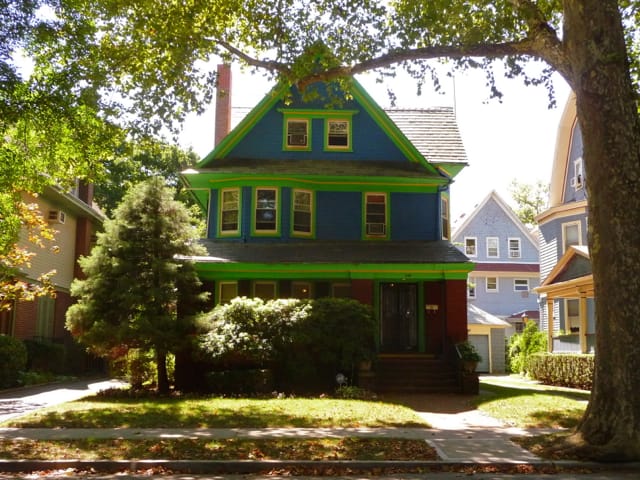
{"left": 424, "top": 281, "right": 445, "bottom": 354}
{"left": 54, "top": 291, "right": 72, "bottom": 340}
{"left": 445, "top": 279, "right": 468, "bottom": 343}
{"left": 13, "top": 300, "right": 38, "bottom": 340}
{"left": 350, "top": 279, "right": 374, "bottom": 306}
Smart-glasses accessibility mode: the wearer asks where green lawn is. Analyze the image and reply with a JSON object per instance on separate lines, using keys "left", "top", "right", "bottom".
{"left": 475, "top": 375, "right": 589, "bottom": 428}
{"left": 2, "top": 396, "right": 428, "bottom": 429}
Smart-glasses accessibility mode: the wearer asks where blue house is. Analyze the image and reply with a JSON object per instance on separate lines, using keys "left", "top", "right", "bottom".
{"left": 181, "top": 65, "right": 474, "bottom": 392}
{"left": 534, "top": 93, "right": 594, "bottom": 353}
{"left": 451, "top": 190, "right": 540, "bottom": 372}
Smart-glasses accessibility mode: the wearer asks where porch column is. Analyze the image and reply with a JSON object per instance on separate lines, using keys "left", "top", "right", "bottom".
{"left": 579, "top": 294, "right": 588, "bottom": 353}
{"left": 546, "top": 297, "right": 554, "bottom": 353}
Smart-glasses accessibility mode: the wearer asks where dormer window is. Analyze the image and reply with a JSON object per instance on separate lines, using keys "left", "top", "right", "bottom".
{"left": 326, "top": 119, "right": 351, "bottom": 150}
{"left": 285, "top": 119, "right": 310, "bottom": 150}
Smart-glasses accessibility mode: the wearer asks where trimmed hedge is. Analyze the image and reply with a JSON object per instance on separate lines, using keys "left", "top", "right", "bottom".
{"left": 526, "top": 352, "right": 594, "bottom": 390}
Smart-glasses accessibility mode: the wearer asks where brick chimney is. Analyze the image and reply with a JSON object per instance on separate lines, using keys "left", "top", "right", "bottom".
{"left": 215, "top": 64, "right": 232, "bottom": 146}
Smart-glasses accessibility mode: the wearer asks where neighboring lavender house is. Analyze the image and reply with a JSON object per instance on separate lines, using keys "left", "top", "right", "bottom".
{"left": 534, "top": 93, "right": 594, "bottom": 354}
{"left": 452, "top": 190, "right": 540, "bottom": 372}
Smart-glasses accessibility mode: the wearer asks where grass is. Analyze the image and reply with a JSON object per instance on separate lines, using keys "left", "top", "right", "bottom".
{"left": 0, "top": 376, "right": 592, "bottom": 462}
{"left": 1, "top": 396, "right": 428, "bottom": 429}
{"left": 0, "top": 437, "right": 437, "bottom": 461}
{"left": 475, "top": 375, "right": 589, "bottom": 429}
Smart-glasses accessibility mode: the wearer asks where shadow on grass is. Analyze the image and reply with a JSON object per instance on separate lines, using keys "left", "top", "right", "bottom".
{"left": 476, "top": 382, "right": 589, "bottom": 428}
{"left": 6, "top": 396, "right": 426, "bottom": 429}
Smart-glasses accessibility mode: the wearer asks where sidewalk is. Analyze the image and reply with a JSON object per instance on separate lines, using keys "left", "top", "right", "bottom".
{"left": 0, "top": 376, "right": 621, "bottom": 475}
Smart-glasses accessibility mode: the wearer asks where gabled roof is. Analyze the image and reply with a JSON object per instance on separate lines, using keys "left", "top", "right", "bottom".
{"left": 385, "top": 108, "right": 467, "bottom": 178}
{"left": 534, "top": 245, "right": 593, "bottom": 297}
{"left": 194, "top": 78, "right": 461, "bottom": 177}
{"left": 451, "top": 190, "right": 539, "bottom": 249}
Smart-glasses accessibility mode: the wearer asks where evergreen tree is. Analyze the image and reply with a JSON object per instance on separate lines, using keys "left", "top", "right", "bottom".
{"left": 66, "top": 177, "right": 206, "bottom": 393}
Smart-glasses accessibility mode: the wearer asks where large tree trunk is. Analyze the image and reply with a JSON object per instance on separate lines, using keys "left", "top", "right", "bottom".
{"left": 563, "top": 0, "right": 640, "bottom": 460}
{"left": 156, "top": 349, "right": 170, "bottom": 394}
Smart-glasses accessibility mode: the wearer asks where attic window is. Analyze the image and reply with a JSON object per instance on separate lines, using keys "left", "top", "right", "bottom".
{"left": 285, "top": 119, "right": 309, "bottom": 149}
{"left": 326, "top": 119, "right": 350, "bottom": 150}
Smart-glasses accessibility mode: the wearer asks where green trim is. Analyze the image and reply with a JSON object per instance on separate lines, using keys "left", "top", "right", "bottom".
{"left": 290, "top": 188, "right": 316, "bottom": 238}
{"left": 348, "top": 79, "right": 440, "bottom": 175}
{"left": 218, "top": 187, "right": 242, "bottom": 238}
{"left": 252, "top": 187, "right": 281, "bottom": 237}
{"left": 277, "top": 109, "right": 359, "bottom": 117}
{"left": 324, "top": 117, "right": 353, "bottom": 152}
{"left": 199, "top": 83, "right": 289, "bottom": 166}
{"left": 362, "top": 192, "right": 390, "bottom": 240}
{"left": 186, "top": 172, "right": 446, "bottom": 191}
{"left": 195, "top": 261, "right": 474, "bottom": 281}
{"left": 283, "top": 116, "right": 312, "bottom": 152}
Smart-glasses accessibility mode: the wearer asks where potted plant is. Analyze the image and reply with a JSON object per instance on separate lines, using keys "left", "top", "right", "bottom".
{"left": 456, "top": 341, "right": 482, "bottom": 373}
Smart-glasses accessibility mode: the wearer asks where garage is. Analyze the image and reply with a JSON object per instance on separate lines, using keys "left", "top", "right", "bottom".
{"left": 468, "top": 334, "right": 490, "bottom": 373}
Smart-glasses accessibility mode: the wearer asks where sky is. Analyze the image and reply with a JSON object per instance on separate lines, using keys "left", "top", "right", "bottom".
{"left": 179, "top": 64, "right": 571, "bottom": 223}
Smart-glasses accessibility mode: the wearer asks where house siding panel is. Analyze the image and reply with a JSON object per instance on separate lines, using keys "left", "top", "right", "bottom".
{"left": 228, "top": 99, "right": 409, "bottom": 163}
{"left": 562, "top": 124, "right": 587, "bottom": 205}
{"left": 316, "top": 191, "right": 362, "bottom": 240}
{"left": 468, "top": 273, "right": 540, "bottom": 316}
{"left": 390, "top": 192, "right": 438, "bottom": 240}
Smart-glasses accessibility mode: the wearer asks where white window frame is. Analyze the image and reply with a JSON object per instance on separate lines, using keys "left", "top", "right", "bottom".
{"left": 572, "top": 157, "right": 584, "bottom": 190}
{"left": 326, "top": 118, "right": 351, "bottom": 150}
{"left": 464, "top": 237, "right": 477, "bottom": 257}
{"left": 486, "top": 277, "right": 498, "bottom": 293}
{"left": 285, "top": 118, "right": 309, "bottom": 149}
{"left": 219, "top": 188, "right": 240, "bottom": 235}
{"left": 254, "top": 187, "right": 279, "bottom": 234}
{"left": 364, "top": 192, "right": 387, "bottom": 237}
{"left": 218, "top": 281, "right": 238, "bottom": 304}
{"left": 514, "top": 279, "right": 529, "bottom": 292}
{"left": 441, "top": 196, "right": 450, "bottom": 240}
{"left": 508, "top": 237, "right": 521, "bottom": 258}
{"left": 292, "top": 189, "right": 313, "bottom": 236}
{"left": 562, "top": 221, "right": 582, "bottom": 253}
{"left": 486, "top": 237, "right": 499, "bottom": 258}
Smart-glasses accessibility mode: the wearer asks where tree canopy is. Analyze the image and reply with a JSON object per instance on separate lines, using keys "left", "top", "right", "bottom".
{"left": 509, "top": 179, "right": 549, "bottom": 227}
{"left": 65, "top": 177, "right": 206, "bottom": 393}
{"left": 9, "top": 0, "right": 640, "bottom": 459}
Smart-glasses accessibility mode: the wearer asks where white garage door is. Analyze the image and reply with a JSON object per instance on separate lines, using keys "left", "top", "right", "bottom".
{"left": 468, "top": 334, "right": 490, "bottom": 373}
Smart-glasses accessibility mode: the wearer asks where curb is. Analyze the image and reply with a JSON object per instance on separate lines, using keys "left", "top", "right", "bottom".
{"left": 1, "top": 459, "right": 640, "bottom": 475}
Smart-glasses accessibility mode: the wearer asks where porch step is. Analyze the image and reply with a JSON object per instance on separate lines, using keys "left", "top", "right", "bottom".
{"left": 368, "top": 355, "right": 459, "bottom": 393}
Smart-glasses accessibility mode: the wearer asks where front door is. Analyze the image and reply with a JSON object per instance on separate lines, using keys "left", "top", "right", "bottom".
{"left": 380, "top": 283, "right": 418, "bottom": 352}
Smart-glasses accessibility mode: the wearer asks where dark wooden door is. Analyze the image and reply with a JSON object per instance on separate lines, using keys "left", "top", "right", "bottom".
{"left": 380, "top": 283, "right": 418, "bottom": 352}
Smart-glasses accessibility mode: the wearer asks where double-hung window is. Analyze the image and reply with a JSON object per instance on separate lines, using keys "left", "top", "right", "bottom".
{"left": 365, "top": 192, "right": 387, "bottom": 237}
{"left": 486, "top": 237, "right": 499, "bottom": 258}
{"left": 508, "top": 238, "right": 521, "bottom": 258}
{"left": 467, "top": 278, "right": 476, "bottom": 299}
{"left": 292, "top": 189, "right": 313, "bottom": 236}
{"left": 220, "top": 188, "right": 240, "bottom": 235}
{"left": 441, "top": 196, "right": 450, "bottom": 240}
{"left": 255, "top": 187, "right": 278, "bottom": 233}
{"left": 465, "top": 237, "right": 477, "bottom": 256}
{"left": 326, "top": 119, "right": 350, "bottom": 150}
{"left": 486, "top": 277, "right": 498, "bottom": 292}
{"left": 562, "top": 221, "right": 581, "bottom": 252}
{"left": 514, "top": 279, "right": 529, "bottom": 292}
{"left": 285, "top": 119, "right": 310, "bottom": 150}
{"left": 219, "top": 282, "right": 238, "bottom": 304}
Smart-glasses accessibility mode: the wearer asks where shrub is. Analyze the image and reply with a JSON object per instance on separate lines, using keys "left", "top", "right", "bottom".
{"left": 197, "top": 297, "right": 376, "bottom": 394}
{"left": 507, "top": 321, "right": 547, "bottom": 374}
{"left": 0, "top": 335, "right": 28, "bottom": 388}
{"left": 526, "top": 353, "right": 594, "bottom": 390}
{"left": 23, "top": 339, "right": 66, "bottom": 374}
{"left": 110, "top": 348, "right": 173, "bottom": 390}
